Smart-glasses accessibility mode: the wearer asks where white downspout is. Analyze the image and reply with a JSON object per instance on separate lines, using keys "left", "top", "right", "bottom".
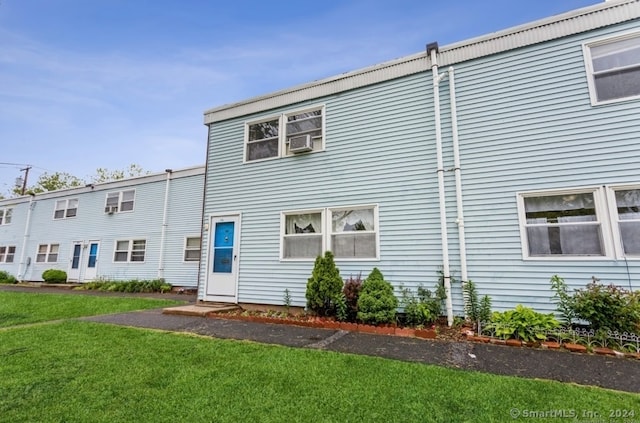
{"left": 429, "top": 44, "right": 454, "bottom": 326}
{"left": 157, "top": 169, "right": 172, "bottom": 280}
{"left": 448, "top": 67, "right": 468, "bottom": 285}
{"left": 17, "top": 195, "right": 35, "bottom": 281}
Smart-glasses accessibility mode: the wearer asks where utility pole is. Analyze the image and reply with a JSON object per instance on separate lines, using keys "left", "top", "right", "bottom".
{"left": 20, "top": 166, "right": 31, "bottom": 195}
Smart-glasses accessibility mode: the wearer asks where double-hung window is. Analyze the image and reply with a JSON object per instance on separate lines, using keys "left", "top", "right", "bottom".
{"left": 54, "top": 199, "right": 78, "bottom": 219}
{"left": 612, "top": 187, "right": 640, "bottom": 256}
{"left": 114, "top": 239, "right": 146, "bottom": 262}
{"left": 36, "top": 244, "right": 59, "bottom": 263}
{"left": 584, "top": 31, "right": 640, "bottom": 105}
{"left": 0, "top": 208, "right": 12, "bottom": 225}
{"left": 0, "top": 246, "right": 16, "bottom": 263}
{"left": 184, "top": 236, "right": 201, "bottom": 261}
{"left": 281, "top": 205, "right": 378, "bottom": 260}
{"left": 105, "top": 190, "right": 135, "bottom": 213}
{"left": 245, "top": 106, "right": 324, "bottom": 162}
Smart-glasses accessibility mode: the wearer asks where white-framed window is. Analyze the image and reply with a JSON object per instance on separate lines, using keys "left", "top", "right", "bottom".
{"left": 282, "top": 210, "right": 324, "bottom": 259}
{"left": 583, "top": 31, "right": 640, "bottom": 105}
{"left": 610, "top": 186, "right": 640, "bottom": 257}
{"left": 36, "top": 244, "right": 59, "bottom": 263}
{"left": 105, "top": 190, "right": 135, "bottom": 213}
{"left": 54, "top": 199, "right": 78, "bottom": 219}
{"left": 0, "top": 208, "right": 12, "bottom": 225}
{"left": 245, "top": 105, "right": 324, "bottom": 162}
{"left": 281, "top": 204, "right": 379, "bottom": 260}
{"left": 114, "top": 239, "right": 146, "bottom": 262}
{"left": 184, "top": 236, "right": 201, "bottom": 262}
{"left": 0, "top": 246, "right": 16, "bottom": 263}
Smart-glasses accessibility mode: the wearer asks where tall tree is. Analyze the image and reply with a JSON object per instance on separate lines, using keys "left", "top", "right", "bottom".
{"left": 12, "top": 172, "right": 83, "bottom": 196}
{"left": 90, "top": 164, "right": 149, "bottom": 183}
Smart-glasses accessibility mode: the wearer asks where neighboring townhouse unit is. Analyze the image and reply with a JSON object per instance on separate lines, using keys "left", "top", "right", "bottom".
{"left": 199, "top": 0, "right": 640, "bottom": 322}
{"left": 0, "top": 166, "right": 205, "bottom": 287}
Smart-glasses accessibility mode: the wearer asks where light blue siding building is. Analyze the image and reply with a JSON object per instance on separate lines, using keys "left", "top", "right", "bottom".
{"left": 0, "top": 166, "right": 204, "bottom": 287}
{"left": 199, "top": 0, "right": 640, "bottom": 321}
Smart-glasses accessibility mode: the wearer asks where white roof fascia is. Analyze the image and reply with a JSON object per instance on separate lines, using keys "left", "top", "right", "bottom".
{"left": 204, "top": 0, "right": 640, "bottom": 124}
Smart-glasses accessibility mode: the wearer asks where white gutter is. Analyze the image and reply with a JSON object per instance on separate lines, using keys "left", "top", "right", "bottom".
{"left": 157, "top": 169, "right": 172, "bottom": 279}
{"left": 430, "top": 45, "right": 454, "bottom": 327}
{"left": 17, "top": 195, "right": 35, "bottom": 281}
{"left": 448, "top": 67, "right": 468, "bottom": 285}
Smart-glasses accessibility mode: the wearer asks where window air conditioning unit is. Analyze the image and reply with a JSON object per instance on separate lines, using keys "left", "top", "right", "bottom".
{"left": 105, "top": 205, "right": 118, "bottom": 214}
{"left": 289, "top": 135, "right": 313, "bottom": 153}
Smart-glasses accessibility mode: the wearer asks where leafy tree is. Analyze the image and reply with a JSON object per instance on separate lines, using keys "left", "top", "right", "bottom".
{"left": 13, "top": 172, "right": 82, "bottom": 195}
{"left": 90, "top": 164, "right": 149, "bottom": 183}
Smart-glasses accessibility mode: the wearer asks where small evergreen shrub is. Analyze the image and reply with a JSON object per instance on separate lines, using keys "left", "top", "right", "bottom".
{"left": 42, "top": 269, "right": 67, "bottom": 283}
{"left": 342, "top": 273, "right": 363, "bottom": 322}
{"left": 487, "top": 305, "right": 560, "bottom": 342}
{"left": 357, "top": 268, "right": 398, "bottom": 325}
{"left": 0, "top": 270, "right": 17, "bottom": 284}
{"left": 305, "top": 251, "right": 343, "bottom": 317}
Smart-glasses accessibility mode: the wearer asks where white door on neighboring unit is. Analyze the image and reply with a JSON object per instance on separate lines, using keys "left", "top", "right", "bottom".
{"left": 205, "top": 214, "right": 240, "bottom": 302}
{"left": 84, "top": 241, "right": 99, "bottom": 281}
{"left": 68, "top": 242, "right": 83, "bottom": 281}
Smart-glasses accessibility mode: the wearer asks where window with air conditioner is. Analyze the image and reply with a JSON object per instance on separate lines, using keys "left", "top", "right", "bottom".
{"left": 584, "top": 31, "right": 640, "bottom": 105}
{"left": 105, "top": 190, "right": 135, "bottom": 213}
{"left": 244, "top": 105, "right": 324, "bottom": 162}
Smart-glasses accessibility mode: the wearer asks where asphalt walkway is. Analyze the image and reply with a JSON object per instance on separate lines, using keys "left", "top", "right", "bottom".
{"left": 2, "top": 284, "right": 639, "bottom": 393}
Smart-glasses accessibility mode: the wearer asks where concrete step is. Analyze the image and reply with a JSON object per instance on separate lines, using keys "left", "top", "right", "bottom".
{"left": 162, "top": 303, "right": 240, "bottom": 317}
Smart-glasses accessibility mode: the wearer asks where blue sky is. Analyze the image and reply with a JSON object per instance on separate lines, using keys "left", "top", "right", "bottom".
{"left": 0, "top": 0, "right": 599, "bottom": 195}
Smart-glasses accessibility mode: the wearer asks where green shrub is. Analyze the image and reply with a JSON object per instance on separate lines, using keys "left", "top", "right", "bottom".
{"left": 75, "top": 278, "right": 172, "bottom": 293}
{"left": 487, "top": 305, "right": 560, "bottom": 342}
{"left": 342, "top": 273, "right": 363, "bottom": 322}
{"left": 357, "top": 268, "right": 398, "bottom": 325}
{"left": 42, "top": 269, "right": 67, "bottom": 283}
{"left": 571, "top": 281, "right": 640, "bottom": 334}
{"left": 462, "top": 280, "right": 492, "bottom": 332}
{"left": 0, "top": 270, "right": 17, "bottom": 284}
{"left": 549, "top": 275, "right": 576, "bottom": 325}
{"left": 305, "top": 251, "right": 343, "bottom": 317}
{"left": 400, "top": 283, "right": 446, "bottom": 327}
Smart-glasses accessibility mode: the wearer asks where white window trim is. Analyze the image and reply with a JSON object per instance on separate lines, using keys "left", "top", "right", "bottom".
{"left": 104, "top": 189, "right": 136, "bottom": 214}
{"left": 183, "top": 235, "right": 202, "bottom": 263}
{"left": 280, "top": 204, "right": 380, "bottom": 261}
{"left": 280, "top": 208, "right": 326, "bottom": 261}
{"left": 606, "top": 183, "right": 640, "bottom": 260}
{"left": 113, "top": 239, "right": 146, "bottom": 263}
{"left": 0, "top": 207, "right": 12, "bottom": 225}
{"left": 517, "top": 186, "right": 614, "bottom": 261}
{"left": 54, "top": 198, "right": 78, "bottom": 220}
{"left": 36, "top": 243, "right": 60, "bottom": 263}
{"left": 582, "top": 29, "right": 640, "bottom": 106}
{"left": 244, "top": 104, "right": 325, "bottom": 164}
{"left": 0, "top": 245, "right": 16, "bottom": 263}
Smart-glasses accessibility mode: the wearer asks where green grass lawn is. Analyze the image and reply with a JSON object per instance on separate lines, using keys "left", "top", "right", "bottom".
{"left": 0, "top": 320, "right": 638, "bottom": 423}
{"left": 0, "top": 291, "right": 637, "bottom": 422}
{"left": 0, "top": 291, "right": 182, "bottom": 327}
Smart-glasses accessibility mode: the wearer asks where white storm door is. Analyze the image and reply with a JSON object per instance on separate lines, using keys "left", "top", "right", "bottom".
{"left": 205, "top": 214, "right": 240, "bottom": 300}
{"left": 68, "top": 242, "right": 82, "bottom": 281}
{"left": 83, "top": 241, "right": 99, "bottom": 281}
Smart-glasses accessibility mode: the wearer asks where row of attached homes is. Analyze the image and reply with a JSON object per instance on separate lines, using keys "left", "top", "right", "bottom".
{"left": 2, "top": 0, "right": 639, "bottom": 321}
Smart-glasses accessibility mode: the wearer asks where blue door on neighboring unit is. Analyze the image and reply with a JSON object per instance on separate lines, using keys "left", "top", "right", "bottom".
{"left": 206, "top": 215, "right": 240, "bottom": 299}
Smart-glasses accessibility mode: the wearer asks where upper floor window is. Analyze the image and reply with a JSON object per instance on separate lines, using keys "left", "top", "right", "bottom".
{"left": 54, "top": 199, "right": 78, "bottom": 219}
{"left": 245, "top": 106, "right": 324, "bottom": 162}
{"left": 36, "top": 243, "right": 59, "bottom": 263}
{"left": 114, "top": 239, "right": 146, "bottom": 262}
{"left": 0, "top": 208, "right": 12, "bottom": 225}
{"left": 105, "top": 190, "right": 135, "bottom": 213}
{"left": 184, "top": 236, "right": 201, "bottom": 262}
{"left": 584, "top": 31, "right": 640, "bottom": 105}
{"left": 0, "top": 246, "right": 16, "bottom": 263}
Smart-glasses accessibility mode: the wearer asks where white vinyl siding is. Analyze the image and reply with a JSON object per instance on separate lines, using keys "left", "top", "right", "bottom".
{"left": 584, "top": 30, "right": 640, "bottom": 105}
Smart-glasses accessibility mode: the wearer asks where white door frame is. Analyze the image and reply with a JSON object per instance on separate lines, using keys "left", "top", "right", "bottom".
{"left": 204, "top": 212, "right": 241, "bottom": 303}
{"left": 83, "top": 240, "right": 100, "bottom": 281}
{"left": 68, "top": 241, "right": 83, "bottom": 282}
